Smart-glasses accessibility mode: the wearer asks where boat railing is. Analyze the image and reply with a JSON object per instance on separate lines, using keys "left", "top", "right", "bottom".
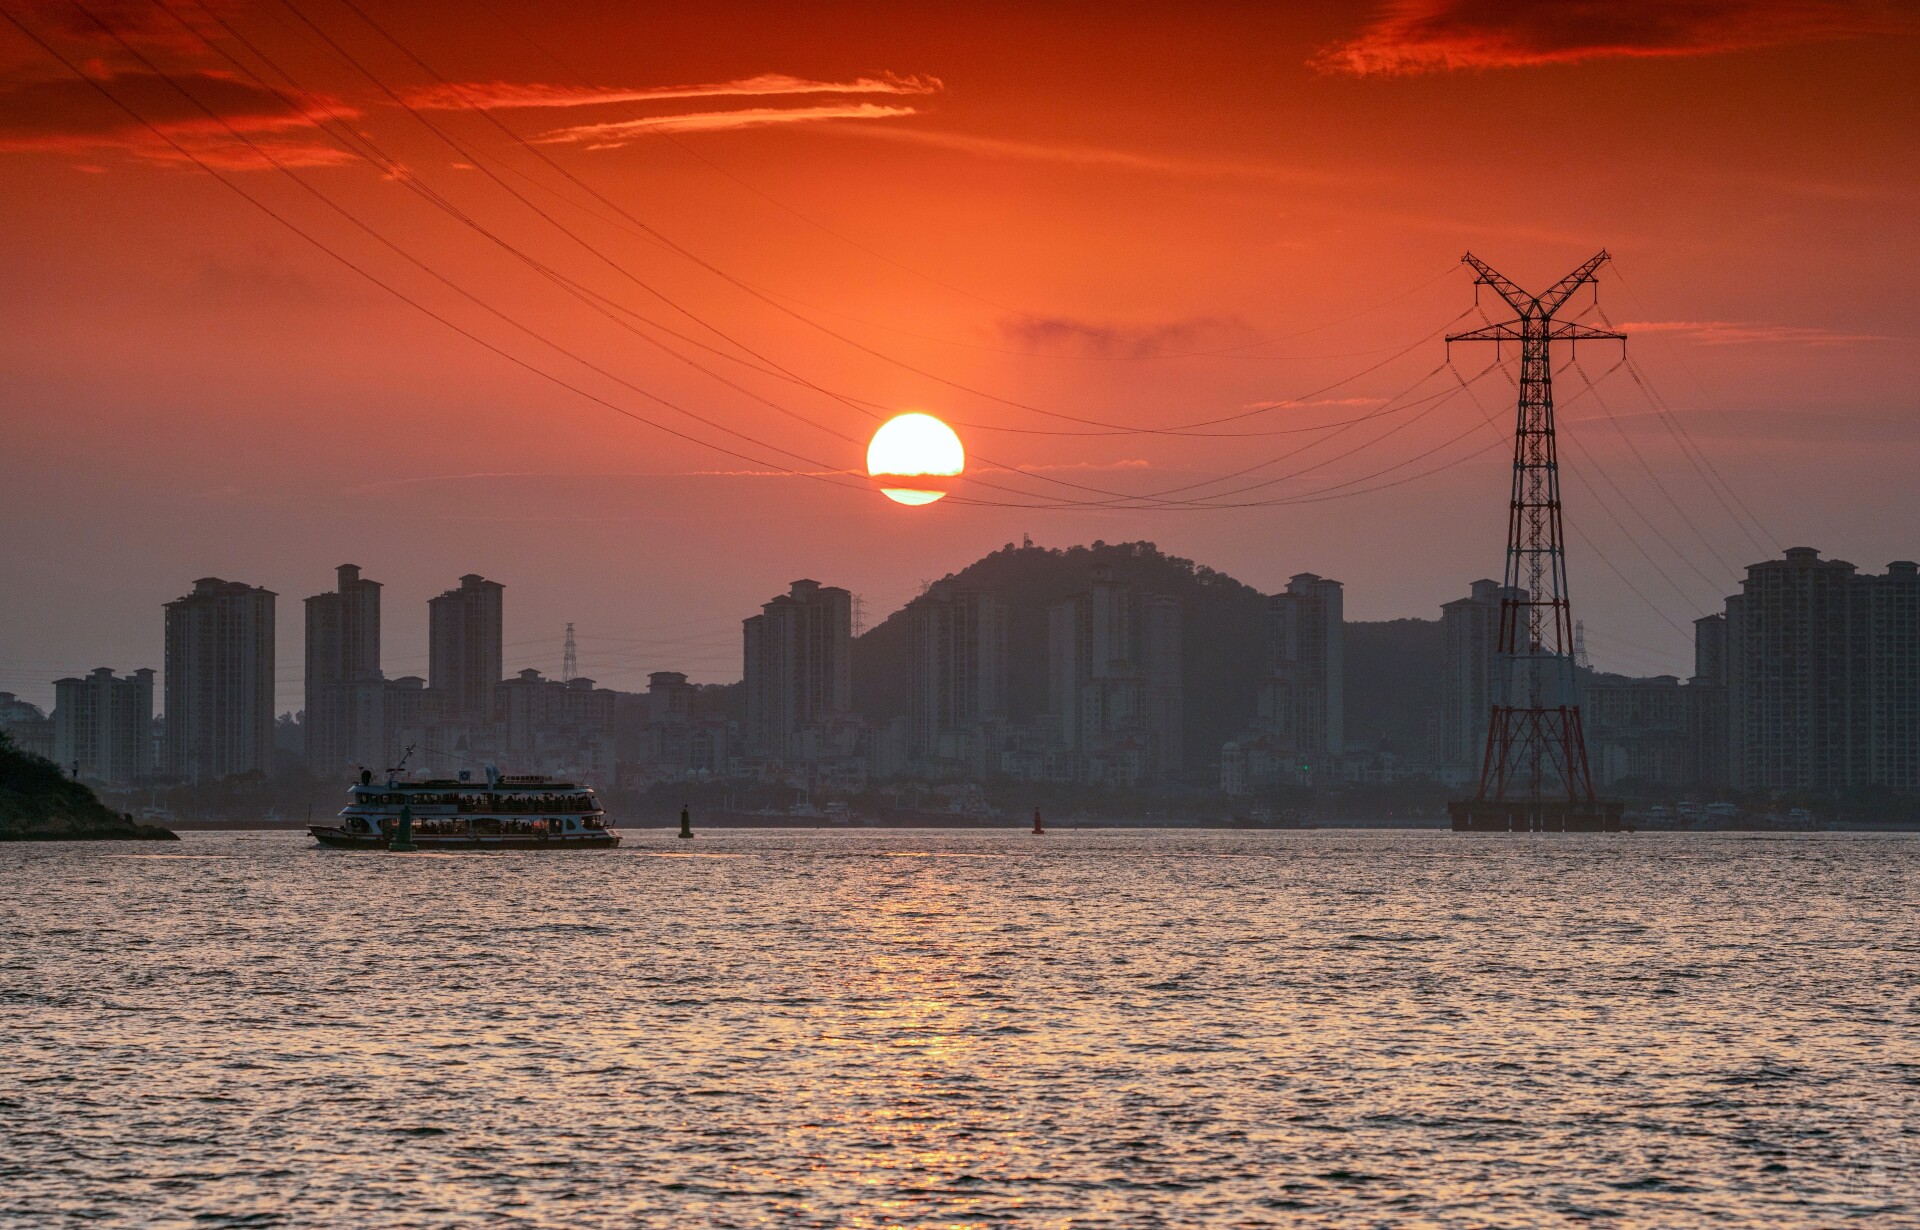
{"left": 442, "top": 795, "right": 603, "bottom": 814}
{"left": 410, "top": 816, "right": 610, "bottom": 836}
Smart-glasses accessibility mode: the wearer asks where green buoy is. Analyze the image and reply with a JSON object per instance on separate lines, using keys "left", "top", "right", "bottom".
{"left": 390, "top": 803, "right": 419, "bottom": 852}
{"left": 678, "top": 805, "right": 694, "bottom": 839}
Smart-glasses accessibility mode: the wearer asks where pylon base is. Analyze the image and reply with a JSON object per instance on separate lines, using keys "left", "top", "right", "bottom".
{"left": 1448, "top": 799, "right": 1627, "bottom": 833}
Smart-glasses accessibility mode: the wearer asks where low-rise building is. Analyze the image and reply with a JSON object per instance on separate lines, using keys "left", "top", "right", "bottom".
{"left": 615, "top": 671, "right": 734, "bottom": 785}
{"left": 0, "top": 692, "right": 55, "bottom": 760}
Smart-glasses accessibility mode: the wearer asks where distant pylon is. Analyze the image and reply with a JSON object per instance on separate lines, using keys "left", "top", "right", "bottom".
{"left": 1446, "top": 252, "right": 1625, "bottom": 827}
{"left": 561, "top": 622, "right": 577, "bottom": 682}
{"left": 851, "top": 594, "right": 866, "bottom": 637}
{"left": 1573, "top": 620, "right": 1590, "bottom": 671}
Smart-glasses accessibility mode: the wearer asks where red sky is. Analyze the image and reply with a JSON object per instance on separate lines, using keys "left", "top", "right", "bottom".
{"left": 2, "top": 0, "right": 1916, "bottom": 709}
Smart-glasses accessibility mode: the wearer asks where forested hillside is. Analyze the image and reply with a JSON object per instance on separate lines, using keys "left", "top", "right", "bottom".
{"left": 852, "top": 540, "right": 1444, "bottom": 778}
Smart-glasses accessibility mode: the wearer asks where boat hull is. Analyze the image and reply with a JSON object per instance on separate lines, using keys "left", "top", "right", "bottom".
{"left": 308, "top": 825, "right": 619, "bottom": 851}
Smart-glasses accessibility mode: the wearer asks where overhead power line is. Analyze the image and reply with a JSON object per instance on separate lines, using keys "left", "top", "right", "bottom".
{"left": 292, "top": 0, "right": 1470, "bottom": 443}
{"left": 185, "top": 0, "right": 1464, "bottom": 511}
{"left": 1, "top": 2, "right": 879, "bottom": 498}
{"left": 470, "top": 0, "right": 1463, "bottom": 364}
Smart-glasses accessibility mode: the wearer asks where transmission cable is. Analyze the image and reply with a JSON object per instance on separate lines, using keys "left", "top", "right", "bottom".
{"left": 131, "top": 0, "right": 1255, "bottom": 510}
{"left": 294, "top": 0, "right": 1471, "bottom": 441}
{"left": 1570, "top": 356, "right": 1738, "bottom": 581}
{"left": 1463, "top": 360, "right": 1708, "bottom": 629}
{"left": 0, "top": 4, "right": 885, "bottom": 498}
{"left": 1602, "top": 261, "right": 1784, "bottom": 554}
{"left": 468, "top": 0, "right": 1465, "bottom": 363}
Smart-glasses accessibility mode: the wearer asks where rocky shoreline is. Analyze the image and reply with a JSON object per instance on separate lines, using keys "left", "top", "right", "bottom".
{"left": 0, "top": 812, "right": 180, "bottom": 841}
{"left": 0, "top": 737, "right": 178, "bottom": 842}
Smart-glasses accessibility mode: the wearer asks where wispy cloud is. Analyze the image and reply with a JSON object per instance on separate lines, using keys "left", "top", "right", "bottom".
{"left": 1622, "top": 319, "right": 1894, "bottom": 345}
{"left": 400, "top": 72, "right": 941, "bottom": 111}
{"left": 7, "top": 0, "right": 247, "bottom": 63}
{"left": 0, "top": 70, "right": 357, "bottom": 169}
{"left": 839, "top": 125, "right": 1338, "bottom": 184}
{"left": 1314, "top": 0, "right": 1910, "bottom": 76}
{"left": 1000, "top": 314, "right": 1257, "bottom": 358}
{"left": 537, "top": 102, "right": 919, "bottom": 146}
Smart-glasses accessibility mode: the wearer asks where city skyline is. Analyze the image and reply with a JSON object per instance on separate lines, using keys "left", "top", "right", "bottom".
{"left": 8, "top": 537, "right": 1919, "bottom": 718}
{"left": 3, "top": 3, "right": 1916, "bottom": 712}
{"left": 9, "top": 538, "right": 1915, "bottom": 807}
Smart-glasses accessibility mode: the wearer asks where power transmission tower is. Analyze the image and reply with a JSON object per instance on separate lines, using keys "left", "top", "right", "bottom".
{"left": 851, "top": 594, "right": 866, "bottom": 637}
{"left": 1446, "top": 251, "right": 1626, "bottom": 833}
{"left": 561, "top": 622, "right": 577, "bottom": 682}
{"left": 1573, "top": 620, "right": 1590, "bottom": 670}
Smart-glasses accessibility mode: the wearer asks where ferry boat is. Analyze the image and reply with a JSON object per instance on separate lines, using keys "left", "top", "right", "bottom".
{"left": 308, "top": 766, "right": 618, "bottom": 851}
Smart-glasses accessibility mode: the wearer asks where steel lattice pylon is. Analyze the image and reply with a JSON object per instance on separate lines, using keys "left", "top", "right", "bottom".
{"left": 1448, "top": 252, "right": 1624, "bottom": 809}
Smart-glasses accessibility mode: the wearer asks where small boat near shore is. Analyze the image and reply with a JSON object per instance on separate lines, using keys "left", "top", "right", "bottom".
{"left": 308, "top": 767, "right": 618, "bottom": 850}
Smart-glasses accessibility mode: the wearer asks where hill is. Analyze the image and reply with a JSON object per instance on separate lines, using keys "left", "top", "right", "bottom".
{"left": 855, "top": 541, "right": 1269, "bottom": 776}
{"left": 852, "top": 540, "right": 1446, "bottom": 780}
{"left": 0, "top": 733, "right": 177, "bottom": 841}
{"left": 1344, "top": 618, "right": 1446, "bottom": 760}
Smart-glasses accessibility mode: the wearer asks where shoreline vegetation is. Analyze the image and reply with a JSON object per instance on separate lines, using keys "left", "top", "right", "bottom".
{"left": 0, "top": 734, "right": 177, "bottom": 842}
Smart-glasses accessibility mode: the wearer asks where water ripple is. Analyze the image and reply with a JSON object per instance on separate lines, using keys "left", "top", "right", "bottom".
{"left": 1, "top": 829, "right": 1915, "bottom": 1227}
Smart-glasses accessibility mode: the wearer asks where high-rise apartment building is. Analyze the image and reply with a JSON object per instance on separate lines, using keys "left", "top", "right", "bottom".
{"left": 1865, "top": 561, "right": 1920, "bottom": 791}
{"left": 1687, "top": 613, "right": 1730, "bottom": 789}
{"left": 1440, "top": 579, "right": 1509, "bottom": 771}
{"left": 1141, "top": 594, "right": 1184, "bottom": 774}
{"left": 906, "top": 583, "right": 1008, "bottom": 769}
{"left": 164, "top": 578, "right": 276, "bottom": 780}
{"left": 304, "top": 564, "right": 384, "bottom": 773}
{"left": 52, "top": 667, "right": 154, "bottom": 785}
{"left": 1048, "top": 571, "right": 1183, "bottom": 783}
{"left": 1724, "top": 549, "right": 1920, "bottom": 793}
{"left": 1050, "top": 571, "right": 1128, "bottom": 753}
{"left": 743, "top": 579, "right": 853, "bottom": 759}
{"left": 1261, "top": 573, "right": 1344, "bottom": 764}
{"left": 429, "top": 574, "right": 504, "bottom": 723}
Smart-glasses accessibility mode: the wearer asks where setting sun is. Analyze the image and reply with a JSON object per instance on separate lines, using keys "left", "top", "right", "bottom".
{"left": 866, "top": 412, "right": 965, "bottom": 506}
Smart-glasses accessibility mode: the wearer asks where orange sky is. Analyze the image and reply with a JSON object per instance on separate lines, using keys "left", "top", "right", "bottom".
{"left": 2, "top": 0, "right": 1916, "bottom": 708}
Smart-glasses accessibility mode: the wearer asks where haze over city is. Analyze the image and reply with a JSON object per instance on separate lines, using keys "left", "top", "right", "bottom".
{"left": 4, "top": 0, "right": 1916, "bottom": 714}
{"left": 5, "top": 4, "right": 1920, "bottom": 1227}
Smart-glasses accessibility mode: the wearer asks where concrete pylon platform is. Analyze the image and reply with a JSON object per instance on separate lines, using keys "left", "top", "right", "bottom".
{"left": 1448, "top": 799, "right": 1627, "bottom": 832}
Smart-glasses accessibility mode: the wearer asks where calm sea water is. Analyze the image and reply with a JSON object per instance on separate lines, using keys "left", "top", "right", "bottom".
{"left": 2, "top": 829, "right": 1915, "bottom": 1228}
